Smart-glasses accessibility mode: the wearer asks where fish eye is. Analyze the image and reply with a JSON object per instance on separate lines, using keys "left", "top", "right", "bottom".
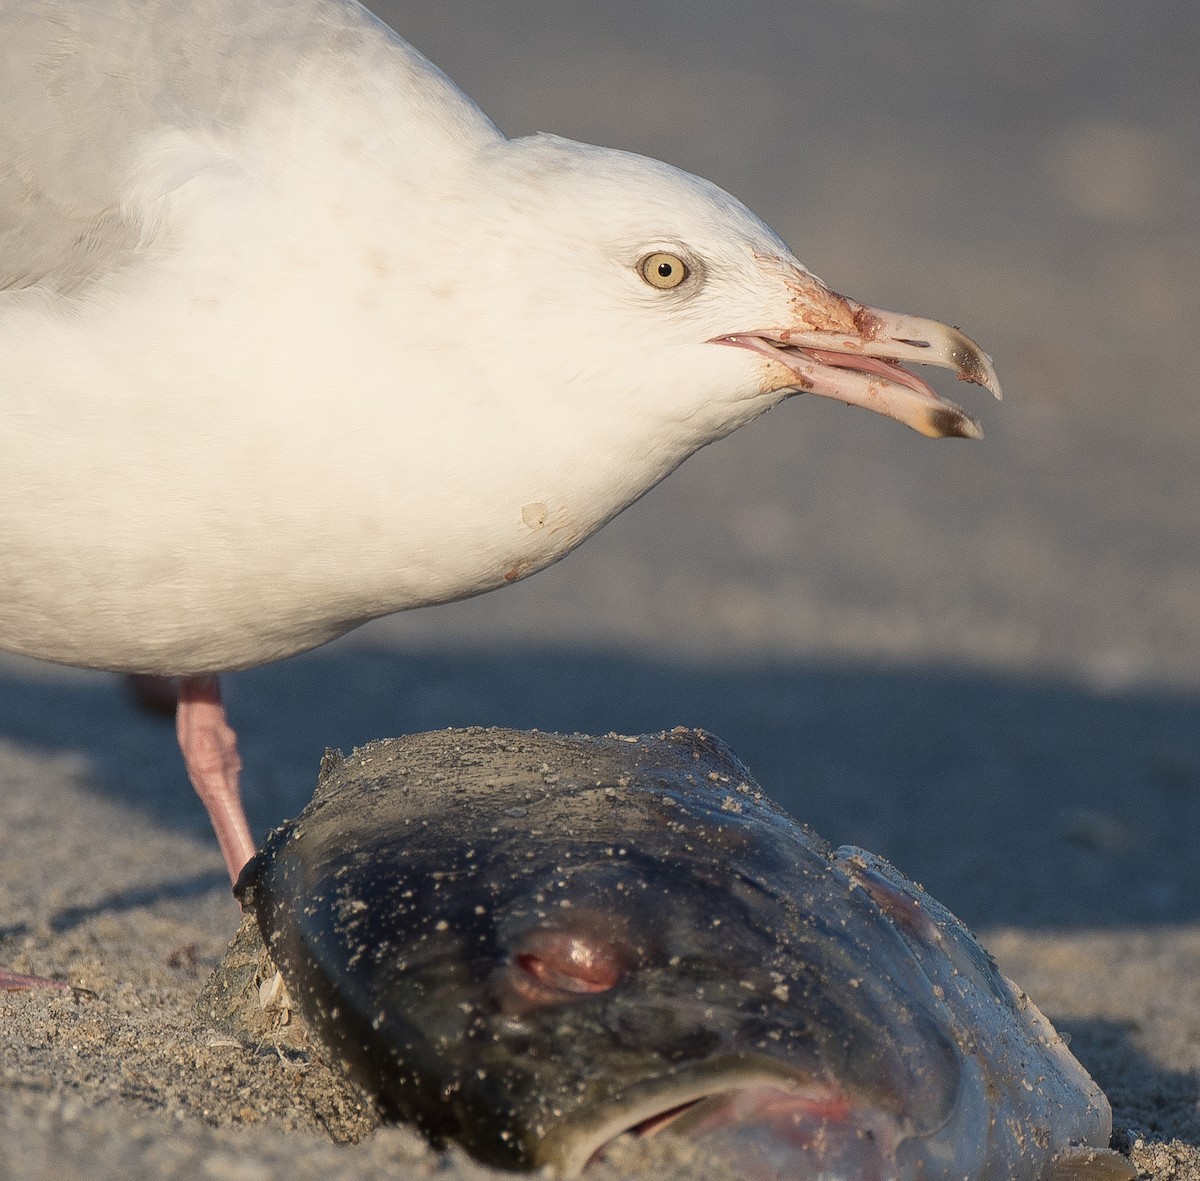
{"left": 638, "top": 251, "right": 690, "bottom": 290}
{"left": 516, "top": 933, "right": 624, "bottom": 994}
{"left": 491, "top": 921, "right": 632, "bottom": 1015}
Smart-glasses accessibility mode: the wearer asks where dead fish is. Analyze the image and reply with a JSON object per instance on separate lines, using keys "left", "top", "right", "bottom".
{"left": 233, "top": 727, "right": 1132, "bottom": 1180}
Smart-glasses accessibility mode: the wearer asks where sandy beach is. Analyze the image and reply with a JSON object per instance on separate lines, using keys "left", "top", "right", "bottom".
{"left": 3, "top": 1, "right": 1198, "bottom": 1177}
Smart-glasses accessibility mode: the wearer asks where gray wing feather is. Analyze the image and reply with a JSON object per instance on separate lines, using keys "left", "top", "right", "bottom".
{"left": 0, "top": 0, "right": 497, "bottom": 294}
{"left": 1, "top": 2, "right": 151, "bottom": 292}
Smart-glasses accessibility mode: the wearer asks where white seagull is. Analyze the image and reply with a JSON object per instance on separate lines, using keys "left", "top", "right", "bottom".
{"left": 0, "top": 0, "right": 1000, "bottom": 897}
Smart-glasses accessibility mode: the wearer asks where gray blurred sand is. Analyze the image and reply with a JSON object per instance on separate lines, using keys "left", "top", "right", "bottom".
{"left": 2, "top": 2, "right": 1198, "bottom": 1177}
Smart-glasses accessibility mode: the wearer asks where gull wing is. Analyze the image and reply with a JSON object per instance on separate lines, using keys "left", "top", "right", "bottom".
{"left": 0, "top": 0, "right": 499, "bottom": 295}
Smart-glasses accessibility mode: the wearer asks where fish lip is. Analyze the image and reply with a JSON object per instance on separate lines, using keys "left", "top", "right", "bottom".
{"left": 534, "top": 1061, "right": 840, "bottom": 1177}
{"left": 712, "top": 329, "right": 994, "bottom": 440}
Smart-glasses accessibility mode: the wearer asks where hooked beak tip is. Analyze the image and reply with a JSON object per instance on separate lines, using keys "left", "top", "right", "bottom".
{"left": 950, "top": 337, "right": 1003, "bottom": 402}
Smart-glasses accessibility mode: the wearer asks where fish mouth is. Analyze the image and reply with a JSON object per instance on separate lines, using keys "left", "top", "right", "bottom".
{"left": 714, "top": 305, "right": 1002, "bottom": 440}
{"left": 542, "top": 1064, "right": 897, "bottom": 1178}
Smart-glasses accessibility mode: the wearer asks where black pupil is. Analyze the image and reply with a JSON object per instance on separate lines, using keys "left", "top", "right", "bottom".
{"left": 657, "top": 261, "right": 673, "bottom": 278}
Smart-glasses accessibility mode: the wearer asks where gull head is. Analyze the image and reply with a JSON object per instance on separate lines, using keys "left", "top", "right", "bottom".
{"left": 452, "top": 133, "right": 1000, "bottom": 454}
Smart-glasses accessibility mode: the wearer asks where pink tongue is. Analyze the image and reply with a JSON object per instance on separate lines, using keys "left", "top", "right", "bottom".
{"left": 802, "top": 347, "right": 943, "bottom": 401}
{"left": 641, "top": 1084, "right": 896, "bottom": 1181}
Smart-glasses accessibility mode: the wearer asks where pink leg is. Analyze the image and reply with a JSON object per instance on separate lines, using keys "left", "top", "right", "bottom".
{"left": 176, "top": 675, "right": 256, "bottom": 886}
{"left": 1, "top": 971, "right": 66, "bottom": 992}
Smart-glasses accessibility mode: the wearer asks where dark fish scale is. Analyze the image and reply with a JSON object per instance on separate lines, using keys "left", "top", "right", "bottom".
{"left": 233, "top": 727, "right": 1131, "bottom": 1180}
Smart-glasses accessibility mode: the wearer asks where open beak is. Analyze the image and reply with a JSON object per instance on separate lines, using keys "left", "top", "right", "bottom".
{"left": 715, "top": 270, "right": 1002, "bottom": 440}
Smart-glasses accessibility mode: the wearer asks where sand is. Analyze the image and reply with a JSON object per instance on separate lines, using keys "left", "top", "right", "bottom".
{"left": 3, "top": 1, "right": 1198, "bottom": 1177}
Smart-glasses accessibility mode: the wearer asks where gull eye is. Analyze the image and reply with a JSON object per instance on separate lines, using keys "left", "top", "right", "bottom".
{"left": 639, "top": 251, "right": 690, "bottom": 290}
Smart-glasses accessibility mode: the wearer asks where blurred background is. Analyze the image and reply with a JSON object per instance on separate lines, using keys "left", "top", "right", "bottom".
{"left": 2, "top": 0, "right": 1198, "bottom": 932}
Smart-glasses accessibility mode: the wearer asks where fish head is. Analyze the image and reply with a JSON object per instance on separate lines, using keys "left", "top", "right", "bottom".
{"left": 236, "top": 729, "right": 1122, "bottom": 1180}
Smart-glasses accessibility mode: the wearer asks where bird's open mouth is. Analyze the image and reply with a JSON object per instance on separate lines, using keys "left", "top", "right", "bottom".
{"left": 714, "top": 305, "right": 1002, "bottom": 440}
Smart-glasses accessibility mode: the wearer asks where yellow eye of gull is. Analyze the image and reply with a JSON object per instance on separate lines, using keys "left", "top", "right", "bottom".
{"left": 638, "top": 251, "right": 689, "bottom": 290}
